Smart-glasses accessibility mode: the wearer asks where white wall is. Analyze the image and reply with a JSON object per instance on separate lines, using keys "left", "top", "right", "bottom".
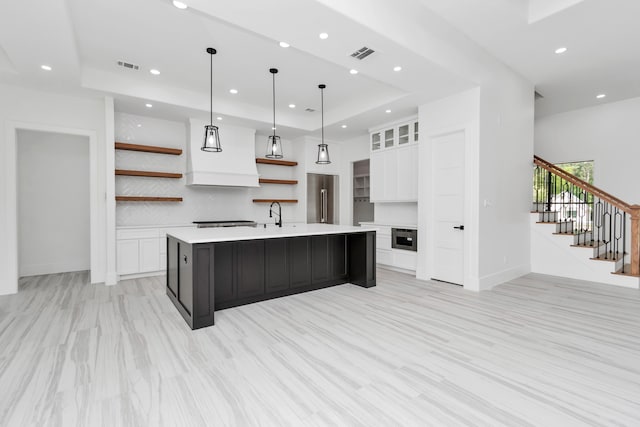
{"left": 477, "top": 68, "right": 534, "bottom": 289}
{"left": 17, "top": 130, "right": 90, "bottom": 276}
{"left": 0, "top": 84, "right": 111, "bottom": 295}
{"left": 535, "top": 96, "right": 640, "bottom": 203}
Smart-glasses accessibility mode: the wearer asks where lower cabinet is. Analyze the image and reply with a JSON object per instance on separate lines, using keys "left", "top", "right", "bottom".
{"left": 289, "top": 237, "right": 311, "bottom": 289}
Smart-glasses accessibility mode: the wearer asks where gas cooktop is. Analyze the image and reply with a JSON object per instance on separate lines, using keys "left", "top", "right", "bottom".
{"left": 193, "top": 220, "right": 257, "bottom": 228}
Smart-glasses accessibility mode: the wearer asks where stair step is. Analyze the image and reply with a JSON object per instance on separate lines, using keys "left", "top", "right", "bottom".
{"left": 613, "top": 264, "right": 640, "bottom": 278}
{"left": 570, "top": 240, "right": 605, "bottom": 249}
{"left": 590, "top": 252, "right": 625, "bottom": 262}
{"left": 556, "top": 221, "right": 575, "bottom": 233}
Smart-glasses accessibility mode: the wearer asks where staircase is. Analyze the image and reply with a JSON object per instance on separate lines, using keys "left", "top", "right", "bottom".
{"left": 531, "top": 156, "right": 640, "bottom": 289}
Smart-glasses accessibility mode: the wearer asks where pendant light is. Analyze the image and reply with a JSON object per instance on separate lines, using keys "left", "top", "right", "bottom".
{"left": 266, "top": 68, "right": 283, "bottom": 158}
{"left": 316, "top": 84, "right": 331, "bottom": 164}
{"left": 202, "top": 47, "right": 222, "bottom": 152}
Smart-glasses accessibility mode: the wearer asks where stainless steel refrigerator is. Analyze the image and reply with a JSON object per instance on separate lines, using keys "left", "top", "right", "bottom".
{"left": 307, "top": 173, "right": 338, "bottom": 224}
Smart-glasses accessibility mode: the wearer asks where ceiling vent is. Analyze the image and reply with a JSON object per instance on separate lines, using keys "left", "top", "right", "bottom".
{"left": 117, "top": 60, "right": 139, "bottom": 70}
{"left": 305, "top": 108, "right": 316, "bottom": 113}
{"left": 350, "top": 47, "right": 375, "bottom": 60}
{"left": 534, "top": 90, "right": 544, "bottom": 100}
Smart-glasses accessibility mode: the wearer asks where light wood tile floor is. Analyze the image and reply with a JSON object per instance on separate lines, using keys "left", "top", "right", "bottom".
{"left": 0, "top": 269, "right": 639, "bottom": 426}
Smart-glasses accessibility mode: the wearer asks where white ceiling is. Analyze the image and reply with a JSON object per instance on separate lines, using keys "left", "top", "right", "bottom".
{"left": 1, "top": 0, "right": 638, "bottom": 139}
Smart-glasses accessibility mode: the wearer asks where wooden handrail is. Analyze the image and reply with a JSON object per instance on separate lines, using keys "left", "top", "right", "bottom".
{"left": 533, "top": 155, "right": 632, "bottom": 212}
{"left": 534, "top": 155, "right": 640, "bottom": 276}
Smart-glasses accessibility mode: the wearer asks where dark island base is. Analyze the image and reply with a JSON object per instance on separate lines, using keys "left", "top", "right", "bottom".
{"left": 167, "top": 231, "right": 376, "bottom": 329}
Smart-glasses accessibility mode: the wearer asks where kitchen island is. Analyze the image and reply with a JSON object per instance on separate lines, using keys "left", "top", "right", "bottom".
{"left": 166, "top": 224, "right": 376, "bottom": 329}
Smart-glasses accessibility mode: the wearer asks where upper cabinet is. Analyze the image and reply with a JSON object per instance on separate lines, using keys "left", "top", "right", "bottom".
{"left": 370, "top": 117, "right": 418, "bottom": 152}
{"left": 369, "top": 116, "right": 419, "bottom": 203}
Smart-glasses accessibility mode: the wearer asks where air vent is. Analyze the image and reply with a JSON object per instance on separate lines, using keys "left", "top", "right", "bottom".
{"left": 305, "top": 108, "right": 316, "bottom": 113}
{"left": 117, "top": 60, "right": 139, "bottom": 71}
{"left": 350, "top": 47, "right": 375, "bottom": 60}
{"left": 534, "top": 90, "right": 544, "bottom": 100}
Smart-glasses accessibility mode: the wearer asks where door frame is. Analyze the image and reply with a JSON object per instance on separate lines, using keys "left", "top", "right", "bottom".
{"left": 423, "top": 124, "right": 480, "bottom": 290}
{"left": 4, "top": 121, "right": 100, "bottom": 293}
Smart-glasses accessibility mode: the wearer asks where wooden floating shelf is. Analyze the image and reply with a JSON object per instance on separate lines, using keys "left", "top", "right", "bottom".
{"left": 259, "top": 178, "right": 298, "bottom": 185}
{"left": 115, "top": 169, "right": 183, "bottom": 179}
{"left": 255, "top": 158, "right": 298, "bottom": 166}
{"left": 115, "top": 142, "right": 182, "bottom": 156}
{"left": 252, "top": 199, "right": 298, "bottom": 204}
{"left": 116, "top": 196, "right": 183, "bottom": 202}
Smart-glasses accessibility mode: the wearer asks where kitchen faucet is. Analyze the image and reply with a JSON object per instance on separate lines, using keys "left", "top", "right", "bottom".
{"left": 269, "top": 201, "right": 282, "bottom": 227}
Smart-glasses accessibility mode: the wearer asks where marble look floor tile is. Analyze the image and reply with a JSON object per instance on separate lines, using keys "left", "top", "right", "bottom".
{"left": 1, "top": 269, "right": 640, "bottom": 426}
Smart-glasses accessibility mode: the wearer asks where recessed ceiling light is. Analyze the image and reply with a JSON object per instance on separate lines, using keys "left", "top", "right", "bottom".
{"left": 137, "top": 124, "right": 142, "bottom": 128}
{"left": 229, "top": 89, "right": 238, "bottom": 94}
{"left": 272, "top": 126, "right": 277, "bottom": 130}
{"left": 596, "top": 93, "right": 606, "bottom": 99}
{"left": 288, "top": 104, "right": 296, "bottom": 108}
{"left": 349, "top": 69, "right": 358, "bottom": 75}
{"left": 279, "top": 41, "right": 290, "bottom": 48}
{"left": 341, "top": 124, "right": 347, "bottom": 128}
{"left": 555, "top": 47, "right": 568, "bottom": 54}
{"left": 393, "top": 66, "right": 402, "bottom": 72}
{"left": 145, "top": 103, "right": 153, "bottom": 108}
{"left": 385, "top": 109, "right": 391, "bottom": 113}
{"left": 216, "top": 116, "right": 223, "bottom": 121}
{"left": 150, "top": 69, "right": 160, "bottom": 75}
{"left": 319, "top": 32, "right": 329, "bottom": 40}
{"left": 40, "top": 65, "right": 52, "bottom": 71}
{"left": 172, "top": 1, "right": 188, "bottom": 9}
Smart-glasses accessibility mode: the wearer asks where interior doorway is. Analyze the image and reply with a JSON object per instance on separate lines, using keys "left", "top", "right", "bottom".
{"left": 352, "top": 159, "right": 374, "bottom": 225}
{"left": 431, "top": 130, "right": 465, "bottom": 285}
{"left": 17, "top": 130, "right": 91, "bottom": 278}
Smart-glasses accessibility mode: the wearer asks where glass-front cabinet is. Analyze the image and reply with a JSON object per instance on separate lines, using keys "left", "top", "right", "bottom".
{"left": 369, "top": 117, "right": 418, "bottom": 152}
{"left": 384, "top": 129, "right": 394, "bottom": 148}
{"left": 371, "top": 132, "right": 381, "bottom": 151}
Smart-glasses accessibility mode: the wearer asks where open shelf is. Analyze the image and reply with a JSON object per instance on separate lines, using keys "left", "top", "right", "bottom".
{"left": 252, "top": 199, "right": 298, "bottom": 203}
{"left": 116, "top": 196, "right": 183, "bottom": 202}
{"left": 115, "top": 142, "right": 182, "bottom": 155}
{"left": 115, "top": 169, "right": 183, "bottom": 179}
{"left": 256, "top": 158, "right": 298, "bottom": 166}
{"left": 259, "top": 178, "right": 298, "bottom": 185}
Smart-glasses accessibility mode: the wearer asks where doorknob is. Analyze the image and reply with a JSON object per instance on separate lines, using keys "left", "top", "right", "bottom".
{"left": 453, "top": 225, "right": 465, "bottom": 230}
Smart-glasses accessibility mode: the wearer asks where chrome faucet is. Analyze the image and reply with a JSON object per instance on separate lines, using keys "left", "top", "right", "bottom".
{"left": 269, "top": 201, "right": 282, "bottom": 227}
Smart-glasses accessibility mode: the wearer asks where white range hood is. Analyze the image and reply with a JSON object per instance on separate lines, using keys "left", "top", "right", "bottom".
{"left": 186, "top": 118, "right": 259, "bottom": 187}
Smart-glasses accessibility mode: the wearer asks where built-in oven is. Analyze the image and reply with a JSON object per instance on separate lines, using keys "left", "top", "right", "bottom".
{"left": 391, "top": 228, "right": 417, "bottom": 251}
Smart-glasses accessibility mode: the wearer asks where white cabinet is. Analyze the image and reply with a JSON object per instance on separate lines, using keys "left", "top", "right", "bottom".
{"left": 116, "top": 226, "right": 193, "bottom": 278}
{"left": 139, "top": 238, "right": 160, "bottom": 272}
{"left": 370, "top": 118, "right": 418, "bottom": 152}
{"left": 370, "top": 144, "right": 418, "bottom": 202}
{"left": 117, "top": 240, "right": 139, "bottom": 275}
{"left": 360, "top": 223, "right": 417, "bottom": 271}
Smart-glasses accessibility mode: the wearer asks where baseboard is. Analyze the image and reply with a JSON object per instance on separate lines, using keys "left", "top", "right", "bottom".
{"left": 118, "top": 270, "right": 165, "bottom": 281}
{"left": 377, "top": 264, "right": 416, "bottom": 276}
{"left": 19, "top": 262, "right": 90, "bottom": 277}
{"left": 478, "top": 263, "right": 531, "bottom": 291}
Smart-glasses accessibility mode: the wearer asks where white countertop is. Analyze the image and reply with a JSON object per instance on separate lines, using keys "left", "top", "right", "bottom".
{"left": 359, "top": 222, "right": 418, "bottom": 229}
{"left": 168, "top": 223, "right": 377, "bottom": 244}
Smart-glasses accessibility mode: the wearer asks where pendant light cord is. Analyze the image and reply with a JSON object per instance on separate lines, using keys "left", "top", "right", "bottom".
{"left": 209, "top": 52, "right": 213, "bottom": 126}
{"left": 321, "top": 87, "right": 324, "bottom": 144}
{"left": 272, "top": 72, "right": 276, "bottom": 137}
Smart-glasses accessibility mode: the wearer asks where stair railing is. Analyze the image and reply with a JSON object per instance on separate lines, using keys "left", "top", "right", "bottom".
{"left": 533, "top": 155, "right": 640, "bottom": 275}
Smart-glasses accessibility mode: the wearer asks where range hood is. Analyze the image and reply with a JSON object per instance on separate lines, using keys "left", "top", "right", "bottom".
{"left": 186, "top": 118, "right": 259, "bottom": 187}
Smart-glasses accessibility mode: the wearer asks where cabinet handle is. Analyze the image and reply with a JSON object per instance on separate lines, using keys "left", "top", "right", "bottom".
{"left": 183, "top": 254, "right": 188, "bottom": 264}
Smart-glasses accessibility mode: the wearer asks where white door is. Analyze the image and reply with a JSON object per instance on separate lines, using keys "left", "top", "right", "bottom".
{"left": 432, "top": 130, "right": 465, "bottom": 285}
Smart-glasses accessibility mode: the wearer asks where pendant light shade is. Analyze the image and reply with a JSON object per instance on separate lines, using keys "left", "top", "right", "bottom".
{"left": 316, "top": 84, "right": 331, "bottom": 164}
{"left": 202, "top": 47, "right": 222, "bottom": 152}
{"left": 266, "top": 68, "right": 283, "bottom": 159}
